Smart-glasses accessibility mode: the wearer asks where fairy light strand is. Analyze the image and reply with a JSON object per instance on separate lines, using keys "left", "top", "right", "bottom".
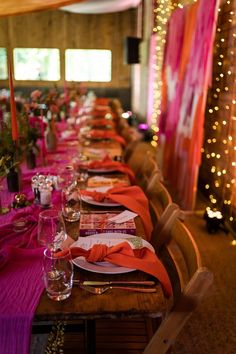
{"left": 203, "top": 0, "right": 236, "bottom": 228}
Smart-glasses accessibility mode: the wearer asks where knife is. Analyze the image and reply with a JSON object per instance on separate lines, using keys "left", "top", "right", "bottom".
{"left": 73, "top": 280, "right": 156, "bottom": 286}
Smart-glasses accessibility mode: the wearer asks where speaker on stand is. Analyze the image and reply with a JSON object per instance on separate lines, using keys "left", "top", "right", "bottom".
{"left": 124, "top": 37, "right": 141, "bottom": 64}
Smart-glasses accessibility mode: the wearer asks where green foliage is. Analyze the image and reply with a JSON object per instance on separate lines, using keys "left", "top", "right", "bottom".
{"left": 0, "top": 111, "right": 41, "bottom": 176}
{"left": 0, "top": 119, "right": 22, "bottom": 176}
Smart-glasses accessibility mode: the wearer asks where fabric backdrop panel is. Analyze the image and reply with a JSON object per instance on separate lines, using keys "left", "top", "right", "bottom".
{"left": 159, "top": 0, "right": 220, "bottom": 210}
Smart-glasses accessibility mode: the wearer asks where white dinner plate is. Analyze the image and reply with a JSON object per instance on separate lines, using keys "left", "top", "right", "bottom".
{"left": 87, "top": 167, "right": 117, "bottom": 173}
{"left": 72, "top": 233, "right": 154, "bottom": 274}
{"left": 81, "top": 194, "right": 121, "bottom": 207}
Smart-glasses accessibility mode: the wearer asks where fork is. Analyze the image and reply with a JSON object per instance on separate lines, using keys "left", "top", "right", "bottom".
{"left": 79, "top": 284, "right": 157, "bottom": 295}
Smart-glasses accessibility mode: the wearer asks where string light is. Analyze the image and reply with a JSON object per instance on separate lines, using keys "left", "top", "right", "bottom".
{"left": 203, "top": 0, "right": 236, "bottom": 231}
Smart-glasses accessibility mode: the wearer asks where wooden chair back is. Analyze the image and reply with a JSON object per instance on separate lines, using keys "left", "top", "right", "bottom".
{"left": 144, "top": 217, "right": 213, "bottom": 354}
{"left": 124, "top": 142, "right": 156, "bottom": 174}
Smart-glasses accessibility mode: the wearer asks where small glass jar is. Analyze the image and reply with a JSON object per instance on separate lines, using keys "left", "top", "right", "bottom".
{"left": 31, "top": 174, "right": 41, "bottom": 204}
{"left": 39, "top": 183, "right": 52, "bottom": 208}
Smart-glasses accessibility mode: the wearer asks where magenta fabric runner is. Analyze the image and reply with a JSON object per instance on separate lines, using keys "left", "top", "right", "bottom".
{"left": 0, "top": 247, "right": 44, "bottom": 354}
{"left": 0, "top": 204, "right": 44, "bottom": 354}
{"left": 0, "top": 133, "right": 79, "bottom": 354}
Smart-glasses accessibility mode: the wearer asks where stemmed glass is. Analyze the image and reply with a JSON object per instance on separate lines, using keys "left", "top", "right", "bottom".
{"left": 38, "top": 209, "right": 67, "bottom": 251}
{"left": 57, "top": 165, "right": 75, "bottom": 190}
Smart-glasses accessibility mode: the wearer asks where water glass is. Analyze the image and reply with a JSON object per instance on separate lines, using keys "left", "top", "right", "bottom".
{"left": 43, "top": 248, "right": 73, "bottom": 301}
{"left": 57, "top": 165, "right": 75, "bottom": 190}
{"left": 38, "top": 209, "right": 67, "bottom": 251}
{"left": 61, "top": 186, "right": 81, "bottom": 222}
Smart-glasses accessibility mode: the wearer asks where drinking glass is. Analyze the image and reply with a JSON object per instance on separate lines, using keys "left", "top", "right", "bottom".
{"left": 73, "top": 153, "right": 89, "bottom": 188}
{"left": 57, "top": 165, "right": 75, "bottom": 190}
{"left": 38, "top": 209, "right": 67, "bottom": 251}
{"left": 43, "top": 248, "right": 73, "bottom": 301}
{"left": 61, "top": 185, "right": 81, "bottom": 222}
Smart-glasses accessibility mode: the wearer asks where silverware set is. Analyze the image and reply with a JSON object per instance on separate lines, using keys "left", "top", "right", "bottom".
{"left": 73, "top": 280, "right": 157, "bottom": 294}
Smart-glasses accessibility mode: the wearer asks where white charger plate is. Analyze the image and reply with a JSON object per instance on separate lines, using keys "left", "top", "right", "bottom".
{"left": 81, "top": 186, "right": 121, "bottom": 207}
{"left": 87, "top": 168, "right": 117, "bottom": 173}
{"left": 81, "top": 195, "right": 121, "bottom": 207}
{"left": 72, "top": 233, "right": 154, "bottom": 274}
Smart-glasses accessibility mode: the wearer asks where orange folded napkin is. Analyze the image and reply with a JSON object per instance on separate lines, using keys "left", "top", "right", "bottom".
{"left": 81, "top": 185, "right": 153, "bottom": 240}
{"left": 91, "top": 109, "right": 110, "bottom": 117}
{"left": 89, "top": 130, "right": 127, "bottom": 146}
{"left": 95, "top": 98, "right": 110, "bottom": 105}
{"left": 55, "top": 242, "right": 172, "bottom": 298}
{"left": 88, "top": 156, "right": 135, "bottom": 184}
{"left": 88, "top": 118, "right": 114, "bottom": 128}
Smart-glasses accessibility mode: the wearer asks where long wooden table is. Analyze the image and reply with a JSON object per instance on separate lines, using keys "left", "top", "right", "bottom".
{"left": 33, "top": 137, "right": 170, "bottom": 353}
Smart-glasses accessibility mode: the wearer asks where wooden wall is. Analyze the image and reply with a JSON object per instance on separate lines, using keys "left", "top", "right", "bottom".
{"left": 0, "top": 8, "right": 137, "bottom": 90}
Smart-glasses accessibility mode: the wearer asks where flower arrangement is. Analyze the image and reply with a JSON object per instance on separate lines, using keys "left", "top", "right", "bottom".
{"left": 0, "top": 119, "right": 21, "bottom": 182}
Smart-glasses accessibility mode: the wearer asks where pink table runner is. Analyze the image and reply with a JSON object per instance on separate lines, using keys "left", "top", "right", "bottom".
{"left": 0, "top": 205, "right": 45, "bottom": 354}
{"left": 0, "top": 135, "right": 79, "bottom": 354}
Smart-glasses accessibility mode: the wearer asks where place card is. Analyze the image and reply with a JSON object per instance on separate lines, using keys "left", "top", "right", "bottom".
{"left": 108, "top": 210, "right": 138, "bottom": 224}
{"left": 79, "top": 212, "right": 136, "bottom": 236}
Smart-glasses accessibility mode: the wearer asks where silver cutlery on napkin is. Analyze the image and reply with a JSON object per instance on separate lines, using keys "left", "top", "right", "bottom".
{"left": 73, "top": 280, "right": 156, "bottom": 286}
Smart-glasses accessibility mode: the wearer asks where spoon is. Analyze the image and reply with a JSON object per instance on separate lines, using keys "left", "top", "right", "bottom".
{"left": 79, "top": 284, "right": 157, "bottom": 295}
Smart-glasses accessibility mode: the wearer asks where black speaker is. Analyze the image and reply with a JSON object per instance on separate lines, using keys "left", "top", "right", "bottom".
{"left": 124, "top": 37, "right": 141, "bottom": 64}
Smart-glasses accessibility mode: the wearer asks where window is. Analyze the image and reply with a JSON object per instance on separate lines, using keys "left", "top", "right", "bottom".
{"left": 65, "top": 49, "right": 112, "bottom": 82}
{"left": 0, "top": 48, "right": 7, "bottom": 80}
{"left": 13, "top": 48, "right": 60, "bottom": 81}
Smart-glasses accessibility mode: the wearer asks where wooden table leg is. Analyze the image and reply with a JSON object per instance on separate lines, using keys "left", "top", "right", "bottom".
{"left": 85, "top": 319, "right": 96, "bottom": 354}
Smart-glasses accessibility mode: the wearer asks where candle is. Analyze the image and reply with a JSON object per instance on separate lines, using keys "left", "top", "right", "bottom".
{"left": 40, "top": 109, "right": 46, "bottom": 159}
{"left": 40, "top": 186, "right": 52, "bottom": 207}
{"left": 0, "top": 108, "right": 3, "bottom": 132}
{"left": 8, "top": 58, "right": 18, "bottom": 141}
{"left": 64, "top": 80, "right": 69, "bottom": 103}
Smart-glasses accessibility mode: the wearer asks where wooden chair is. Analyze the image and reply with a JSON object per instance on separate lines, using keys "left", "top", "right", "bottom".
{"left": 143, "top": 217, "right": 214, "bottom": 354}
{"left": 123, "top": 141, "right": 156, "bottom": 170}
{"left": 138, "top": 151, "right": 164, "bottom": 192}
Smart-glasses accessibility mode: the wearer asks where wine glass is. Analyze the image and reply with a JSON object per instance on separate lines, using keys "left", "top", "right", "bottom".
{"left": 57, "top": 165, "right": 75, "bottom": 190}
{"left": 38, "top": 209, "right": 67, "bottom": 251}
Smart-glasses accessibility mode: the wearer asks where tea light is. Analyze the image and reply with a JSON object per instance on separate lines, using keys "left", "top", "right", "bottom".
{"left": 39, "top": 184, "right": 52, "bottom": 208}
{"left": 204, "top": 208, "right": 224, "bottom": 233}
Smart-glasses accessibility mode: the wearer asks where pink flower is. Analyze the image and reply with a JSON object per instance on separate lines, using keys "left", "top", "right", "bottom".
{"left": 50, "top": 104, "right": 59, "bottom": 114}
{"left": 31, "top": 90, "right": 42, "bottom": 101}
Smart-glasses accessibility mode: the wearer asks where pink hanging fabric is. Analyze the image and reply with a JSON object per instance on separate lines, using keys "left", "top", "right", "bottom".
{"left": 159, "top": 0, "right": 219, "bottom": 209}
